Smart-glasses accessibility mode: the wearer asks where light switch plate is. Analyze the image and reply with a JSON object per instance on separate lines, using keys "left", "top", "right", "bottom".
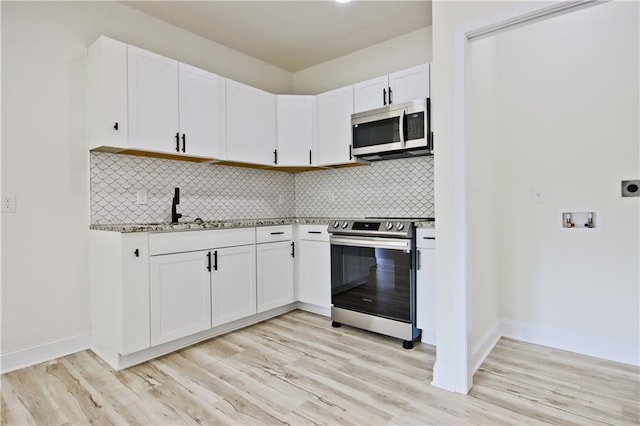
{"left": 532, "top": 188, "right": 545, "bottom": 203}
{"left": 622, "top": 180, "right": 640, "bottom": 197}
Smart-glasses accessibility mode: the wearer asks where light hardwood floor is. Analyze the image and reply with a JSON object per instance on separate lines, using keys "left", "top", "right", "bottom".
{"left": 2, "top": 310, "right": 639, "bottom": 425}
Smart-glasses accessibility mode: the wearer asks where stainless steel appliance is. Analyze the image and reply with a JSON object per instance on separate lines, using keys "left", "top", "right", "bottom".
{"left": 328, "top": 218, "right": 431, "bottom": 348}
{"left": 351, "top": 98, "right": 432, "bottom": 161}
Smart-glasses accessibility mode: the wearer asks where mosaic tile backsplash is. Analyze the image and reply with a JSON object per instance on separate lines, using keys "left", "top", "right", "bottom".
{"left": 295, "top": 156, "right": 434, "bottom": 218}
{"left": 90, "top": 153, "right": 434, "bottom": 224}
{"left": 90, "top": 152, "right": 295, "bottom": 224}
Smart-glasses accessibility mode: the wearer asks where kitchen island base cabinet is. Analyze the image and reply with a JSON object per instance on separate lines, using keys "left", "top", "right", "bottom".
{"left": 150, "top": 251, "right": 212, "bottom": 346}
{"left": 212, "top": 245, "right": 257, "bottom": 326}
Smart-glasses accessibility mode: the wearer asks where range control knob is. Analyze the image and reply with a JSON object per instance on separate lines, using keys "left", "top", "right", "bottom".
{"left": 396, "top": 222, "right": 405, "bottom": 231}
{"left": 385, "top": 222, "right": 394, "bottom": 230}
{"left": 341, "top": 221, "right": 349, "bottom": 229}
{"left": 332, "top": 221, "right": 340, "bottom": 228}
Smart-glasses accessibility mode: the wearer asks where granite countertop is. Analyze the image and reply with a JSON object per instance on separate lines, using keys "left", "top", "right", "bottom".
{"left": 90, "top": 217, "right": 435, "bottom": 233}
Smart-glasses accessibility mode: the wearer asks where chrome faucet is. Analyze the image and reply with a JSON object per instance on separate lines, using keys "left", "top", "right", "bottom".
{"left": 171, "top": 187, "right": 182, "bottom": 223}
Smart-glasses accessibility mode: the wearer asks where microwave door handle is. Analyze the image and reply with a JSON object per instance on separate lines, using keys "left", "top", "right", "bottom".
{"left": 399, "top": 110, "right": 406, "bottom": 147}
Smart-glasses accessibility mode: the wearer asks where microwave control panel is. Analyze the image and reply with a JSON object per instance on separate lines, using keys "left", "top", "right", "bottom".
{"left": 406, "top": 111, "right": 425, "bottom": 141}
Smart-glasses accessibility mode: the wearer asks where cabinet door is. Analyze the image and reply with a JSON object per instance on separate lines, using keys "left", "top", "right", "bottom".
{"left": 388, "top": 63, "right": 430, "bottom": 105}
{"left": 353, "top": 75, "right": 389, "bottom": 113}
{"left": 212, "top": 245, "right": 257, "bottom": 326}
{"left": 128, "top": 46, "right": 179, "bottom": 153}
{"left": 276, "top": 95, "right": 314, "bottom": 166}
{"left": 120, "top": 233, "right": 150, "bottom": 355}
{"left": 178, "top": 63, "right": 225, "bottom": 159}
{"left": 416, "top": 245, "right": 436, "bottom": 344}
{"left": 296, "top": 239, "right": 331, "bottom": 308}
{"left": 257, "top": 241, "right": 294, "bottom": 312}
{"left": 226, "top": 79, "right": 276, "bottom": 165}
{"left": 150, "top": 251, "right": 212, "bottom": 345}
{"left": 315, "top": 85, "right": 354, "bottom": 166}
{"left": 87, "top": 36, "right": 128, "bottom": 150}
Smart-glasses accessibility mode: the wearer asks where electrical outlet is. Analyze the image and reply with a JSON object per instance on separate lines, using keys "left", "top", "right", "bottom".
{"left": 532, "top": 188, "right": 545, "bottom": 204}
{"left": 136, "top": 189, "right": 148, "bottom": 205}
{"left": 2, "top": 193, "right": 16, "bottom": 213}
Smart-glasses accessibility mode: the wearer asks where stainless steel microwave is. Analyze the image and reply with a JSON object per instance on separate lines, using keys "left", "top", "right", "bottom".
{"left": 351, "top": 98, "right": 431, "bottom": 161}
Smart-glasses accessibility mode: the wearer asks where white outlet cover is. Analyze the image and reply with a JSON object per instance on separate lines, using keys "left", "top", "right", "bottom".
{"left": 2, "top": 193, "right": 16, "bottom": 213}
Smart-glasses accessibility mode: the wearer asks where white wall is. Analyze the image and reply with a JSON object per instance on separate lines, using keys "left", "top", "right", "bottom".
{"left": 0, "top": 1, "right": 291, "bottom": 355}
{"left": 468, "top": 36, "right": 499, "bottom": 367}
{"left": 431, "top": 0, "right": 516, "bottom": 393}
{"left": 494, "top": 1, "right": 639, "bottom": 363}
{"left": 293, "top": 27, "right": 432, "bottom": 95}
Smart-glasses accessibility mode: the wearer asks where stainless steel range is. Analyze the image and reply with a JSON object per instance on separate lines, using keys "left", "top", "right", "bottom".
{"left": 328, "top": 218, "right": 432, "bottom": 349}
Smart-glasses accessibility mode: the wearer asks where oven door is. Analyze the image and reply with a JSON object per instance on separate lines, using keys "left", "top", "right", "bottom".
{"left": 330, "top": 235, "right": 414, "bottom": 323}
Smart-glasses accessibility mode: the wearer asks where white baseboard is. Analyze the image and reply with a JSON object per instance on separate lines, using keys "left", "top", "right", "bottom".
{"left": 1, "top": 333, "right": 91, "bottom": 374}
{"left": 471, "top": 322, "right": 501, "bottom": 374}
{"left": 296, "top": 302, "right": 330, "bottom": 317}
{"left": 500, "top": 320, "right": 640, "bottom": 367}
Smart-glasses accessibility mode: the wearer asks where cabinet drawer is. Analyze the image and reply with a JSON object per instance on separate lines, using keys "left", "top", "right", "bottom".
{"left": 149, "top": 227, "right": 255, "bottom": 255}
{"left": 416, "top": 228, "right": 436, "bottom": 249}
{"left": 256, "top": 225, "right": 293, "bottom": 243}
{"left": 296, "top": 224, "right": 330, "bottom": 242}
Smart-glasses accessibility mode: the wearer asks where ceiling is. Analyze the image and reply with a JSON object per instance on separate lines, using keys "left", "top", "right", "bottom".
{"left": 122, "top": 1, "right": 432, "bottom": 72}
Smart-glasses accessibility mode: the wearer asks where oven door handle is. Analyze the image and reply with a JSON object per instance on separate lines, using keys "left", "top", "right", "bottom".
{"left": 330, "top": 236, "right": 411, "bottom": 251}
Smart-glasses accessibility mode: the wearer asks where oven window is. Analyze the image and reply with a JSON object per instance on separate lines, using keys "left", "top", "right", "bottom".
{"left": 331, "top": 244, "right": 411, "bottom": 322}
{"left": 352, "top": 116, "right": 400, "bottom": 149}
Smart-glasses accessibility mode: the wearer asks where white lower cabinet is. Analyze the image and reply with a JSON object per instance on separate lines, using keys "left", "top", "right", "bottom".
{"left": 416, "top": 229, "right": 436, "bottom": 344}
{"left": 295, "top": 225, "right": 331, "bottom": 310}
{"left": 90, "top": 231, "right": 151, "bottom": 365}
{"left": 150, "top": 250, "right": 212, "bottom": 346}
{"left": 212, "top": 244, "right": 257, "bottom": 326}
{"left": 256, "top": 240, "right": 294, "bottom": 312}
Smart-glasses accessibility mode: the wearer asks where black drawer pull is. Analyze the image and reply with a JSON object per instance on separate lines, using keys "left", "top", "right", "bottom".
{"left": 422, "top": 237, "right": 436, "bottom": 240}
{"left": 270, "top": 231, "right": 285, "bottom": 235}
{"left": 307, "top": 231, "right": 322, "bottom": 234}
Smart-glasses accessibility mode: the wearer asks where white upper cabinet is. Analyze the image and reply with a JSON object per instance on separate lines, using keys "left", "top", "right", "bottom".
{"left": 88, "top": 37, "right": 225, "bottom": 159}
{"left": 387, "top": 63, "right": 430, "bottom": 105}
{"left": 127, "top": 45, "right": 180, "bottom": 153}
{"left": 226, "top": 79, "right": 277, "bottom": 165}
{"left": 87, "top": 36, "right": 128, "bottom": 150}
{"left": 276, "top": 95, "right": 314, "bottom": 167}
{"left": 353, "top": 75, "right": 389, "bottom": 114}
{"left": 353, "top": 63, "right": 430, "bottom": 113}
{"left": 178, "top": 63, "right": 226, "bottom": 159}
{"left": 315, "top": 85, "right": 355, "bottom": 166}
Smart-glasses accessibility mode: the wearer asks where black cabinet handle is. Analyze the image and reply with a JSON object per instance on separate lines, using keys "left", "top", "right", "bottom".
{"left": 206, "top": 252, "right": 212, "bottom": 272}
{"left": 273, "top": 149, "right": 278, "bottom": 165}
{"left": 349, "top": 144, "right": 353, "bottom": 160}
{"left": 213, "top": 250, "right": 218, "bottom": 271}
{"left": 181, "top": 134, "right": 186, "bottom": 153}
{"left": 423, "top": 236, "right": 436, "bottom": 240}
{"left": 290, "top": 241, "right": 295, "bottom": 258}
{"left": 383, "top": 88, "right": 387, "bottom": 106}
{"left": 113, "top": 122, "right": 119, "bottom": 131}
{"left": 309, "top": 149, "right": 312, "bottom": 165}
{"left": 134, "top": 249, "right": 139, "bottom": 257}
{"left": 175, "top": 133, "right": 180, "bottom": 152}
{"left": 308, "top": 231, "right": 321, "bottom": 234}
{"left": 270, "top": 231, "right": 284, "bottom": 235}
{"left": 388, "top": 87, "right": 393, "bottom": 104}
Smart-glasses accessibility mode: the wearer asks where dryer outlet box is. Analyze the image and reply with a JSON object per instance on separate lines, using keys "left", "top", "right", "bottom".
{"left": 621, "top": 180, "right": 640, "bottom": 197}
